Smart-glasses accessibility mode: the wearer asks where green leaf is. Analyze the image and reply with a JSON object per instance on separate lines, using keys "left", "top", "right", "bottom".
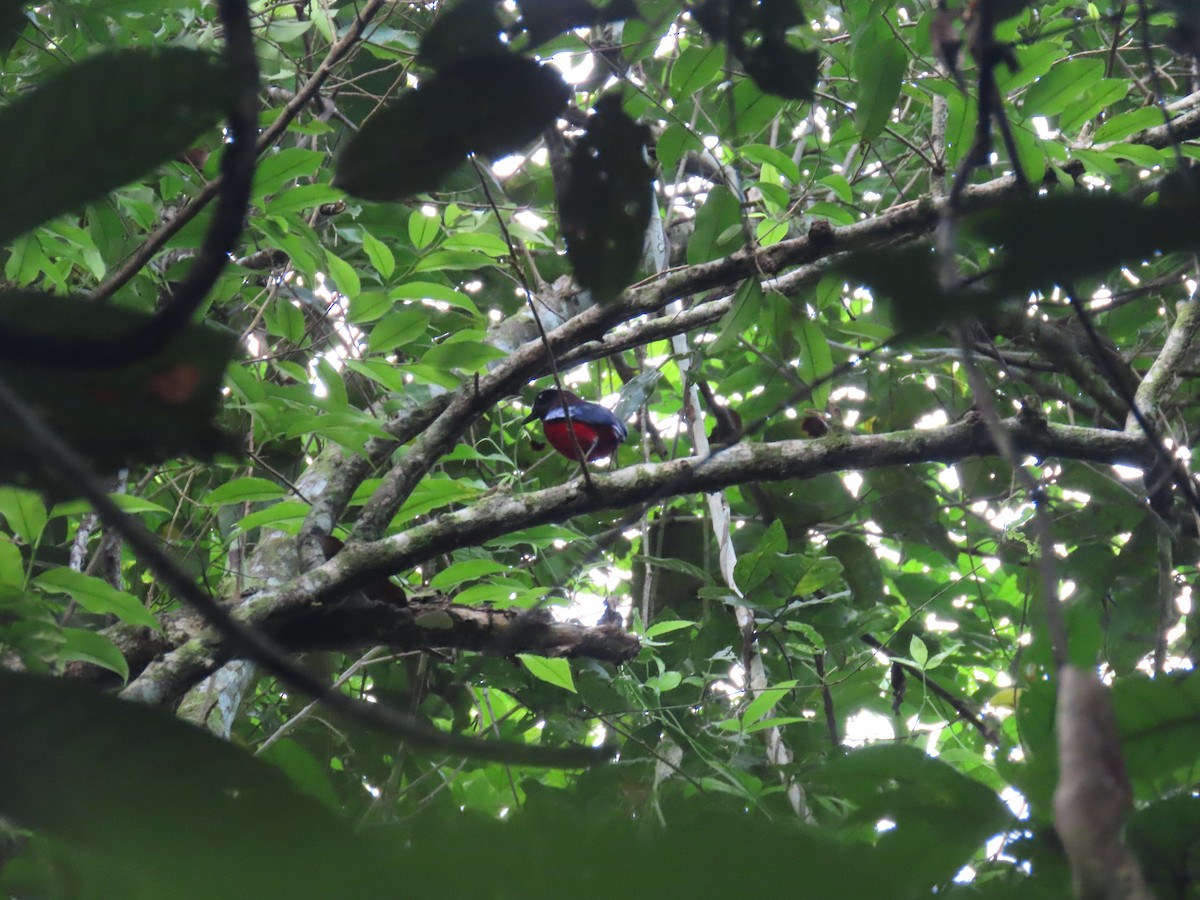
{"left": 408, "top": 210, "right": 441, "bottom": 249}
{"left": 1114, "top": 672, "right": 1200, "bottom": 786}
{"left": 655, "top": 121, "right": 702, "bottom": 172}
{"left": 518, "top": 654, "right": 577, "bottom": 693}
{"left": 58, "top": 627, "right": 129, "bottom": 682}
{"left": 1023, "top": 58, "right": 1104, "bottom": 117}
{"left": 826, "top": 534, "right": 883, "bottom": 608}
{"left": 1093, "top": 106, "right": 1162, "bottom": 143}
{"left": 421, "top": 340, "right": 506, "bottom": 373}
{"left": 205, "top": 477, "right": 287, "bottom": 506}
{"left": 853, "top": 13, "right": 907, "bottom": 142}
{"left": 395, "top": 477, "right": 482, "bottom": 521}
{"left": 612, "top": 369, "right": 661, "bottom": 423}
{"left": 50, "top": 495, "right": 170, "bottom": 519}
{"left": 0, "top": 487, "right": 47, "bottom": 544}
{"left": 741, "top": 143, "right": 801, "bottom": 184}
{"left": 646, "top": 670, "right": 684, "bottom": 692}
{"left": 815, "top": 744, "right": 1012, "bottom": 887}
{"left": 369, "top": 309, "right": 430, "bottom": 354}
{"left": 709, "top": 278, "right": 763, "bottom": 355}
{"left": 322, "top": 249, "right": 361, "bottom": 298}
{"left": 742, "top": 680, "right": 797, "bottom": 726}
{"left": 1058, "top": 77, "right": 1129, "bottom": 134}
{"left": 643, "top": 619, "right": 697, "bottom": 638}
{"left": 0, "top": 541, "right": 24, "bottom": 588}
{"left": 262, "top": 182, "right": 343, "bottom": 216}
{"left": 335, "top": 52, "right": 569, "bottom": 201}
{"left": 257, "top": 738, "right": 342, "bottom": 812}
{"left": 390, "top": 281, "right": 480, "bottom": 314}
{"left": 34, "top": 569, "right": 159, "bottom": 630}
{"left": 792, "top": 556, "right": 843, "bottom": 595}
{"left": 254, "top": 148, "right": 325, "bottom": 200}
{"left": 348, "top": 290, "right": 393, "bottom": 324}
{"left": 232, "top": 500, "right": 310, "bottom": 535}
{"left": 670, "top": 44, "right": 725, "bottom": 101}
{"left": 428, "top": 558, "right": 510, "bottom": 590}
{"left": 0, "top": 48, "right": 236, "bottom": 247}
{"left": 559, "top": 96, "right": 654, "bottom": 303}
{"left": 361, "top": 232, "right": 396, "bottom": 279}
{"left": 733, "top": 519, "right": 786, "bottom": 594}
{"left": 794, "top": 317, "right": 834, "bottom": 409}
{"left": 264, "top": 296, "right": 306, "bottom": 343}
{"left": 688, "top": 185, "right": 742, "bottom": 265}
{"left": 909, "top": 635, "right": 928, "bottom": 668}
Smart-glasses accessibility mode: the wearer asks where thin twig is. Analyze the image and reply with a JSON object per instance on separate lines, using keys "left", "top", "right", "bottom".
{"left": 472, "top": 159, "right": 596, "bottom": 489}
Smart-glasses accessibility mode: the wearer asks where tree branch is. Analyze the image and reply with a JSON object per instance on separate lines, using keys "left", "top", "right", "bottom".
{"left": 121, "top": 417, "right": 1152, "bottom": 701}
{"left": 71, "top": 593, "right": 640, "bottom": 690}
{"left": 1126, "top": 297, "right": 1200, "bottom": 433}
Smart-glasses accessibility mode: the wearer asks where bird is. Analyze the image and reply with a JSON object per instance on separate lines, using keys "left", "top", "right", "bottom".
{"left": 522, "top": 387, "right": 628, "bottom": 462}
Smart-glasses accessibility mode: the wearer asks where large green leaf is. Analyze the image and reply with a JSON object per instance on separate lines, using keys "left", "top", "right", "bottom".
{"left": 687, "top": 184, "right": 743, "bottom": 265}
{"left": 852, "top": 10, "right": 907, "bottom": 143}
{"left": 0, "top": 48, "right": 236, "bottom": 248}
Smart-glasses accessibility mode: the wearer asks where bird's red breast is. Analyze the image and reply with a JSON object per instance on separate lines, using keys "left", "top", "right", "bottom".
{"left": 524, "top": 388, "right": 627, "bottom": 462}
{"left": 543, "top": 419, "right": 620, "bottom": 461}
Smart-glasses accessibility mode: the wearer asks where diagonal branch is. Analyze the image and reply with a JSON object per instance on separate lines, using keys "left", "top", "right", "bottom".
{"left": 1126, "top": 298, "right": 1200, "bottom": 434}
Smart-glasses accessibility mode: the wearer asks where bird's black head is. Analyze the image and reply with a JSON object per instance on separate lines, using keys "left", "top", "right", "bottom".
{"left": 522, "top": 388, "right": 581, "bottom": 424}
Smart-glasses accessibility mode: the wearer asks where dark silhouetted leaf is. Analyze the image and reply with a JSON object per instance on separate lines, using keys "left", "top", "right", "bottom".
{"left": 335, "top": 53, "right": 569, "bottom": 201}
{"left": 970, "top": 191, "right": 1200, "bottom": 296}
{"left": 559, "top": 96, "right": 653, "bottom": 302}
{"left": 692, "top": 0, "right": 818, "bottom": 100}
{"left": 814, "top": 744, "right": 1012, "bottom": 888}
{"left": 0, "top": 48, "right": 236, "bottom": 248}
{"left": 0, "top": 292, "right": 238, "bottom": 483}
{"left": 0, "top": 671, "right": 396, "bottom": 899}
{"left": 826, "top": 534, "right": 883, "bottom": 608}
{"left": 0, "top": 0, "right": 28, "bottom": 59}
{"left": 1127, "top": 796, "right": 1200, "bottom": 899}
{"left": 517, "top": 0, "right": 638, "bottom": 47}
{"left": 1112, "top": 671, "right": 1200, "bottom": 786}
{"left": 864, "top": 468, "right": 958, "bottom": 560}
{"left": 742, "top": 40, "right": 819, "bottom": 100}
{"left": 417, "top": 0, "right": 503, "bottom": 69}
{"left": 838, "top": 244, "right": 963, "bottom": 334}
{"left": 993, "top": 0, "right": 1032, "bottom": 22}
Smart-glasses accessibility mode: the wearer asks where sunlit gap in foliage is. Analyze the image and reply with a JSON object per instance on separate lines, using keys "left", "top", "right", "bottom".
{"left": 843, "top": 709, "right": 893, "bottom": 748}
{"left": 548, "top": 50, "right": 594, "bottom": 85}
{"left": 955, "top": 789, "right": 1035, "bottom": 884}
{"left": 555, "top": 565, "right": 631, "bottom": 628}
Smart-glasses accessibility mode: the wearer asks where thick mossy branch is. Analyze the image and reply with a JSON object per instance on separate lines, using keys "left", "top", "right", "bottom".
{"left": 119, "top": 416, "right": 1150, "bottom": 705}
